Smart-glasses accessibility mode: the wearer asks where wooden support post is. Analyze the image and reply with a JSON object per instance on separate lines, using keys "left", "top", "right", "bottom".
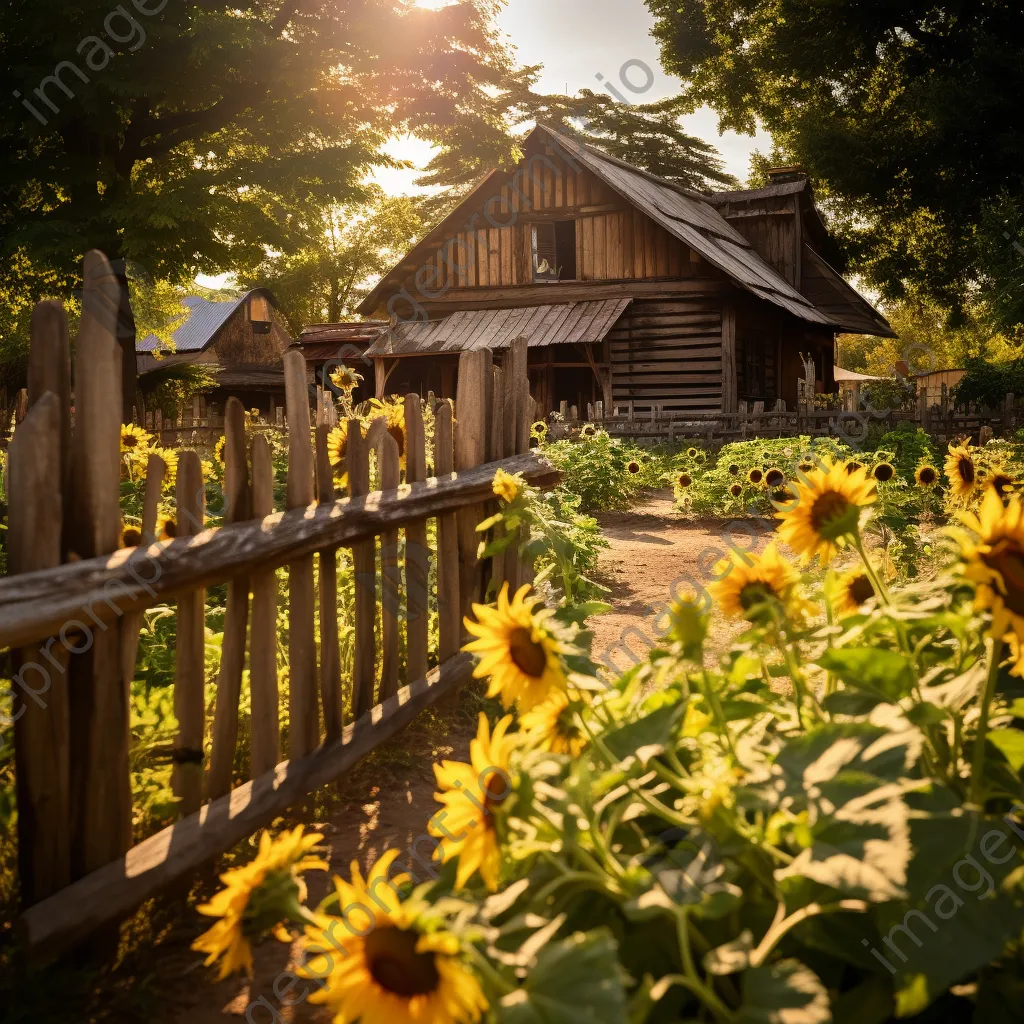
{"left": 9, "top": 394, "right": 68, "bottom": 906}
{"left": 315, "top": 425, "right": 343, "bottom": 742}
{"left": 248, "top": 435, "right": 279, "bottom": 777}
{"left": 455, "top": 349, "right": 490, "bottom": 625}
{"left": 404, "top": 396, "right": 429, "bottom": 684}
{"left": 435, "top": 401, "right": 460, "bottom": 661}
{"left": 173, "top": 451, "right": 206, "bottom": 817}
{"left": 720, "top": 302, "right": 737, "bottom": 415}
{"left": 207, "top": 398, "right": 252, "bottom": 800}
{"left": 348, "top": 421, "right": 376, "bottom": 716}
{"left": 489, "top": 366, "right": 507, "bottom": 592}
{"left": 284, "top": 350, "right": 318, "bottom": 759}
{"left": 66, "top": 251, "right": 132, "bottom": 879}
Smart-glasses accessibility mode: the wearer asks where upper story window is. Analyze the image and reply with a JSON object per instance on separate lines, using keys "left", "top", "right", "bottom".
{"left": 532, "top": 221, "right": 577, "bottom": 283}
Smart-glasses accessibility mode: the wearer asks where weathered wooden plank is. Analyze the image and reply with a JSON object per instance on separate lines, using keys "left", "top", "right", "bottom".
{"left": 207, "top": 399, "right": 252, "bottom": 800}
{"left": 248, "top": 434, "right": 279, "bottom": 778}
{"left": 0, "top": 453, "right": 561, "bottom": 652}
{"left": 721, "top": 301, "right": 738, "bottom": 414}
{"left": 22, "top": 652, "right": 477, "bottom": 964}
{"left": 315, "top": 424, "right": 343, "bottom": 743}
{"left": 66, "top": 251, "right": 132, "bottom": 879}
{"left": 173, "top": 451, "right": 206, "bottom": 818}
{"left": 9, "top": 394, "right": 68, "bottom": 906}
{"left": 434, "top": 401, "right": 461, "bottom": 661}
{"left": 404, "top": 396, "right": 429, "bottom": 684}
{"left": 370, "top": 419, "right": 401, "bottom": 702}
{"left": 284, "top": 350, "right": 318, "bottom": 759}
{"left": 455, "top": 349, "right": 490, "bottom": 623}
{"left": 348, "top": 420, "right": 376, "bottom": 717}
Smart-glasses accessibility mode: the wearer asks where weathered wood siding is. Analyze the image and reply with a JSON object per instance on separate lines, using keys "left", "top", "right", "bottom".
{"left": 609, "top": 299, "right": 724, "bottom": 414}
{"left": 405, "top": 146, "right": 704, "bottom": 295}
{"left": 714, "top": 194, "right": 800, "bottom": 288}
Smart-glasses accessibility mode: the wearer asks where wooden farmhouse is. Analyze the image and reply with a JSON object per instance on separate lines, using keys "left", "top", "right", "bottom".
{"left": 355, "top": 125, "right": 894, "bottom": 418}
{"left": 136, "top": 289, "right": 293, "bottom": 416}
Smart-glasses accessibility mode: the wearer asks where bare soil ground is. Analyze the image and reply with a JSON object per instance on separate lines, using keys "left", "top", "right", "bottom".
{"left": 155, "top": 492, "right": 755, "bottom": 1022}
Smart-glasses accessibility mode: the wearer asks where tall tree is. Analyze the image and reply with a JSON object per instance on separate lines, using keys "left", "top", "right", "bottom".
{"left": 646, "top": 0, "right": 1024, "bottom": 331}
{"left": 1, "top": 0, "right": 524, "bottom": 413}
{"left": 236, "top": 188, "right": 425, "bottom": 328}
{"left": 414, "top": 74, "right": 737, "bottom": 218}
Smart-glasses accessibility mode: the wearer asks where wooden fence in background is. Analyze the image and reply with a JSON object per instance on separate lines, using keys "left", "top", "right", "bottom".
{"left": 1, "top": 251, "right": 553, "bottom": 962}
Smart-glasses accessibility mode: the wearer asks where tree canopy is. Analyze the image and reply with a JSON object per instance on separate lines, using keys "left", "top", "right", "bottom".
{"left": 647, "top": 0, "right": 1024, "bottom": 333}
{"left": 1, "top": 0, "right": 520, "bottom": 294}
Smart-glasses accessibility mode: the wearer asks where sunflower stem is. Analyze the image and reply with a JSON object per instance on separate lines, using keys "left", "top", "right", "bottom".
{"left": 969, "top": 636, "right": 1003, "bottom": 809}
{"left": 852, "top": 533, "right": 891, "bottom": 606}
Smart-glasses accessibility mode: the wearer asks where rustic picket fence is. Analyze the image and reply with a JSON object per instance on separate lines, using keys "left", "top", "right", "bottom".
{"left": 1, "top": 251, "right": 553, "bottom": 962}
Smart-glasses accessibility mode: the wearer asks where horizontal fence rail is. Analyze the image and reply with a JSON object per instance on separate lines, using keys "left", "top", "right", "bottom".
{"left": 3, "top": 251, "right": 549, "bottom": 963}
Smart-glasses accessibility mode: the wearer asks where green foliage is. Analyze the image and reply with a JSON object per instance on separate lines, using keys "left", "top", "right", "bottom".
{"left": 646, "top": 0, "right": 1024, "bottom": 333}
{"left": 541, "top": 431, "right": 648, "bottom": 512}
{"left": 861, "top": 376, "right": 916, "bottom": 414}
{"left": 140, "top": 361, "right": 221, "bottom": 418}
{"left": 876, "top": 427, "right": 939, "bottom": 485}
{"left": 952, "top": 357, "right": 1024, "bottom": 410}
{"left": 235, "top": 189, "right": 426, "bottom": 330}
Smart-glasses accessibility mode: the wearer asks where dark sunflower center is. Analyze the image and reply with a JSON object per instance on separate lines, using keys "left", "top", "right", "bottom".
{"left": 848, "top": 574, "right": 875, "bottom": 606}
{"left": 749, "top": 470, "right": 763, "bottom": 483}
{"left": 484, "top": 768, "right": 511, "bottom": 809}
{"left": 958, "top": 457, "right": 975, "bottom": 484}
{"left": 730, "top": 484, "right": 742, "bottom": 496}
{"left": 739, "top": 582, "right": 779, "bottom": 611}
{"left": 364, "top": 926, "right": 440, "bottom": 998}
{"left": 810, "top": 490, "right": 852, "bottom": 532}
{"left": 874, "top": 464, "right": 894, "bottom": 482}
{"left": 679, "top": 474, "right": 692, "bottom": 487}
{"left": 919, "top": 467, "right": 936, "bottom": 484}
{"left": 388, "top": 424, "right": 406, "bottom": 458}
{"left": 729, "top": 464, "right": 740, "bottom": 475}
{"left": 508, "top": 626, "right": 547, "bottom": 678}
{"left": 993, "top": 475, "right": 1013, "bottom": 497}
{"left": 123, "top": 435, "right": 138, "bottom": 448}
{"left": 766, "top": 470, "right": 785, "bottom": 487}
{"left": 981, "top": 539, "right": 1024, "bottom": 617}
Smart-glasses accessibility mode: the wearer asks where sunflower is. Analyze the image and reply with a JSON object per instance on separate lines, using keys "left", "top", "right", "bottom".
{"left": 959, "top": 490, "right": 1024, "bottom": 653}
{"left": 120, "top": 423, "right": 152, "bottom": 453}
{"left": 873, "top": 462, "right": 895, "bottom": 482}
{"left": 151, "top": 446, "right": 178, "bottom": 492}
{"left": 520, "top": 690, "right": 588, "bottom": 757}
{"left": 326, "top": 421, "right": 352, "bottom": 489}
{"left": 747, "top": 468, "right": 764, "bottom": 485}
{"left": 765, "top": 467, "right": 786, "bottom": 489}
{"left": 122, "top": 526, "right": 142, "bottom": 548}
{"left": 193, "top": 826, "right": 327, "bottom": 980}
{"left": 626, "top": 460, "right": 641, "bottom": 475}
{"left": 845, "top": 460, "right": 863, "bottom": 475}
{"left": 581, "top": 423, "right": 597, "bottom": 438}
{"left": 530, "top": 421, "right": 548, "bottom": 439}
{"left": 368, "top": 400, "right": 407, "bottom": 465}
{"left": 988, "top": 469, "right": 1016, "bottom": 499}
{"left": 160, "top": 517, "right": 178, "bottom": 540}
{"left": 798, "top": 462, "right": 814, "bottom": 475}
{"left": 431, "top": 713, "right": 518, "bottom": 890}
{"left": 729, "top": 483, "right": 743, "bottom": 498}
{"left": 832, "top": 568, "right": 876, "bottom": 616}
{"left": 709, "top": 543, "right": 802, "bottom": 623}
{"left": 728, "top": 464, "right": 741, "bottom": 476}
{"left": 687, "top": 447, "right": 699, "bottom": 459}
{"left": 329, "top": 365, "right": 363, "bottom": 392}
{"left": 299, "top": 850, "right": 487, "bottom": 1024}
{"left": 916, "top": 464, "right": 939, "bottom": 487}
{"left": 213, "top": 435, "right": 227, "bottom": 464}
{"left": 492, "top": 468, "right": 522, "bottom": 503}
{"left": 463, "top": 583, "right": 568, "bottom": 711}
{"left": 945, "top": 442, "right": 978, "bottom": 500}
{"left": 677, "top": 472, "right": 693, "bottom": 489}
{"left": 775, "top": 457, "right": 876, "bottom": 565}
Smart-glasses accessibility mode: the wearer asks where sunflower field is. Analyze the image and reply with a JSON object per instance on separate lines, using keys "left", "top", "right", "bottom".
{"left": 188, "top": 453, "right": 1024, "bottom": 1024}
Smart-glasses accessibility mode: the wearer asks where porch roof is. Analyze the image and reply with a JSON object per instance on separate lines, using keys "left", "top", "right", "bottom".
{"left": 364, "top": 299, "right": 631, "bottom": 358}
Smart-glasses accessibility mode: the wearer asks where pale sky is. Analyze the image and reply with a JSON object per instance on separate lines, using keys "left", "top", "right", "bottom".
{"left": 375, "top": 0, "right": 771, "bottom": 195}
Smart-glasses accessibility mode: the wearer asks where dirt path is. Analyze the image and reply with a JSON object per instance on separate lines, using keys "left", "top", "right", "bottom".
{"left": 160, "top": 493, "right": 756, "bottom": 1022}
{"left": 590, "top": 490, "right": 755, "bottom": 671}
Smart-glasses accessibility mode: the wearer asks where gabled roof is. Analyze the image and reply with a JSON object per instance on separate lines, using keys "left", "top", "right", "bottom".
{"left": 800, "top": 247, "right": 895, "bottom": 338}
{"left": 137, "top": 289, "right": 277, "bottom": 354}
{"left": 365, "top": 300, "right": 630, "bottom": 357}
{"left": 527, "top": 126, "right": 834, "bottom": 327}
